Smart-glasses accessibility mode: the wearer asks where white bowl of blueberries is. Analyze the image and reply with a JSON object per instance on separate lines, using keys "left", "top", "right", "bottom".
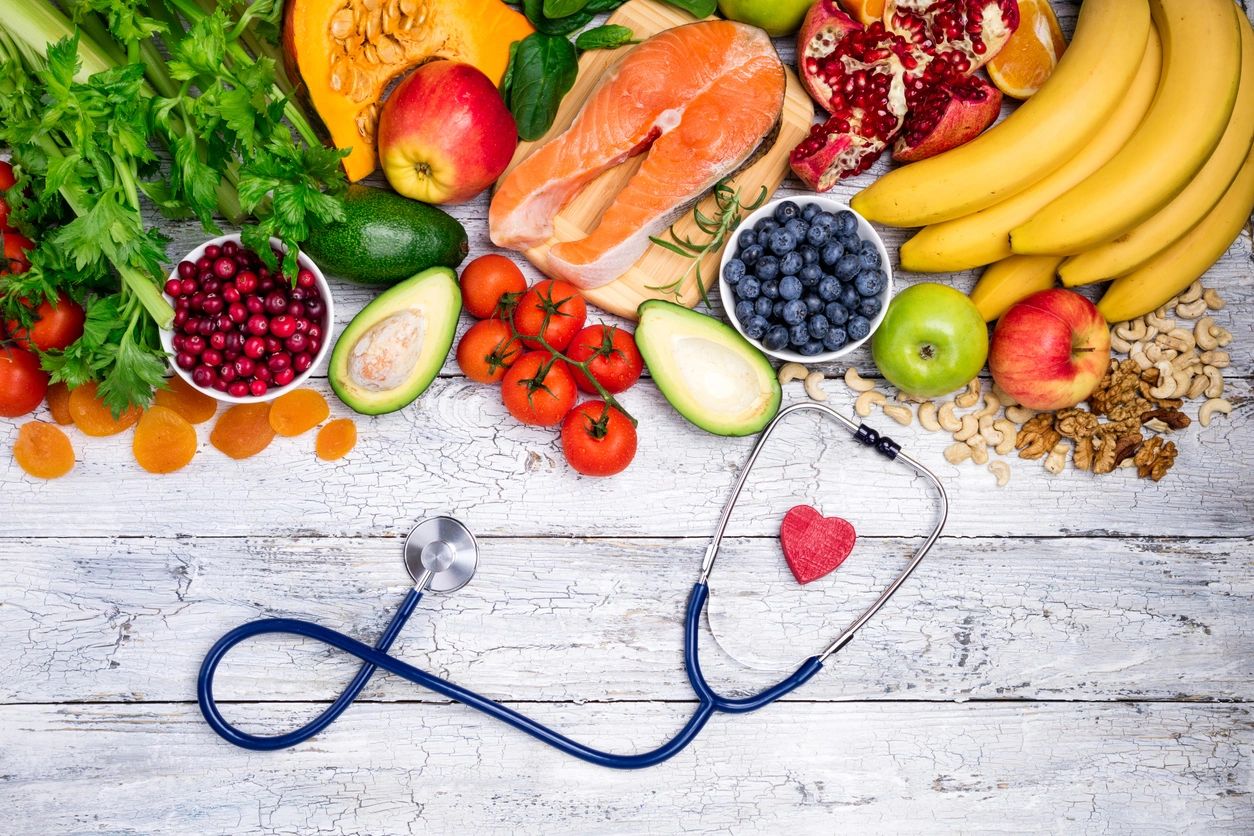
{"left": 719, "top": 196, "right": 892, "bottom": 362}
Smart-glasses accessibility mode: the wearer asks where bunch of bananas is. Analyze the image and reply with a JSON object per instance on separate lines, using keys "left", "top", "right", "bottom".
{"left": 850, "top": 0, "right": 1254, "bottom": 323}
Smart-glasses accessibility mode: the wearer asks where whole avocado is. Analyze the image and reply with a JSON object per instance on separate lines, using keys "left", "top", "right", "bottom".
{"left": 303, "top": 185, "right": 468, "bottom": 285}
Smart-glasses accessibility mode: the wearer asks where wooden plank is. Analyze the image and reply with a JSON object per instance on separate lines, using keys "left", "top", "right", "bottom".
{"left": 1, "top": 536, "right": 1249, "bottom": 704}
{"left": 1, "top": 702, "right": 1248, "bottom": 833}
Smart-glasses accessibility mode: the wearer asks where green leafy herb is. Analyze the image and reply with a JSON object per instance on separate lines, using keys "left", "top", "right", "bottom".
{"left": 523, "top": 0, "right": 595, "bottom": 36}
{"left": 543, "top": 0, "right": 591, "bottom": 18}
{"left": 575, "top": 24, "right": 636, "bottom": 51}
{"left": 505, "top": 33, "right": 579, "bottom": 142}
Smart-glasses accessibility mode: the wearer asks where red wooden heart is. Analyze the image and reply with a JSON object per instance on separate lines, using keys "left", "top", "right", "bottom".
{"left": 779, "top": 505, "right": 857, "bottom": 585}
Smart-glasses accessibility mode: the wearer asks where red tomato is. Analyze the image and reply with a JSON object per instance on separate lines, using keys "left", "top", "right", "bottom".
{"left": 512, "top": 279, "right": 586, "bottom": 351}
{"left": 3, "top": 230, "right": 33, "bottom": 274}
{"left": 456, "top": 319, "right": 521, "bottom": 384}
{"left": 561, "top": 401, "right": 637, "bottom": 477}
{"left": 0, "top": 346, "right": 50, "bottom": 418}
{"left": 459, "top": 254, "right": 527, "bottom": 319}
{"left": 6, "top": 292, "right": 86, "bottom": 352}
{"left": 565, "top": 325, "right": 644, "bottom": 394}
{"left": 501, "top": 351, "right": 577, "bottom": 426}
{"left": 0, "top": 161, "right": 14, "bottom": 231}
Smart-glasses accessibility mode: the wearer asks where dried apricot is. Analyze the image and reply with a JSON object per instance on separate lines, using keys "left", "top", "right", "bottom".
{"left": 316, "top": 418, "right": 357, "bottom": 461}
{"left": 45, "top": 382, "right": 73, "bottom": 425}
{"left": 13, "top": 421, "right": 75, "bottom": 479}
{"left": 68, "top": 381, "right": 141, "bottom": 436}
{"left": 133, "top": 406, "right": 198, "bottom": 474}
{"left": 210, "top": 402, "right": 276, "bottom": 460}
{"left": 268, "top": 388, "right": 330, "bottom": 437}
{"left": 154, "top": 376, "right": 218, "bottom": 424}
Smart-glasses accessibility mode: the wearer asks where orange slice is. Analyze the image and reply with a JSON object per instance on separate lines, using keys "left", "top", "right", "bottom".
{"left": 839, "top": 0, "right": 884, "bottom": 24}
{"left": 987, "top": 0, "right": 1067, "bottom": 100}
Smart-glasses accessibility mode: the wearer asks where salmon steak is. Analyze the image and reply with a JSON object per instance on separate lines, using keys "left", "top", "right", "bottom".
{"left": 489, "top": 20, "right": 785, "bottom": 289}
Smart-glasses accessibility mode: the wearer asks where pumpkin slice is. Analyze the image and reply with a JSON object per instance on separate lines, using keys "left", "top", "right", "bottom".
{"left": 284, "top": 0, "right": 534, "bottom": 182}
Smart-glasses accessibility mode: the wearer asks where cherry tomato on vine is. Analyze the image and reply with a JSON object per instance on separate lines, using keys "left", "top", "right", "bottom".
{"left": 561, "top": 401, "right": 637, "bottom": 477}
{"left": 565, "top": 325, "right": 644, "bottom": 394}
{"left": 456, "top": 319, "right": 521, "bottom": 384}
{"left": 0, "top": 346, "right": 50, "bottom": 418}
{"left": 501, "top": 351, "right": 577, "bottom": 426}
{"left": 2, "top": 230, "right": 33, "bottom": 274}
{"left": 512, "top": 279, "right": 586, "bottom": 351}
{"left": 459, "top": 254, "right": 527, "bottom": 319}
{"left": 6, "top": 292, "right": 86, "bottom": 352}
{"left": 0, "top": 162, "right": 15, "bottom": 231}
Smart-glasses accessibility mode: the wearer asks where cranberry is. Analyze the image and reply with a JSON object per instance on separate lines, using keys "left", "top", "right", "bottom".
{"left": 180, "top": 277, "right": 198, "bottom": 296}
{"left": 223, "top": 284, "right": 240, "bottom": 303}
{"left": 228, "top": 303, "right": 248, "bottom": 323}
{"left": 176, "top": 352, "right": 197, "bottom": 370}
{"left": 264, "top": 291, "right": 287, "bottom": 315}
{"left": 190, "top": 292, "right": 206, "bottom": 310}
{"left": 243, "top": 336, "right": 266, "bottom": 359}
{"left": 246, "top": 297, "right": 265, "bottom": 315}
{"left": 268, "top": 352, "right": 291, "bottom": 372}
{"left": 204, "top": 244, "right": 221, "bottom": 259}
{"left": 264, "top": 336, "right": 282, "bottom": 354}
{"left": 285, "top": 332, "right": 308, "bottom": 354}
{"left": 212, "top": 378, "right": 229, "bottom": 392}
{"left": 307, "top": 325, "right": 323, "bottom": 341}
{"left": 185, "top": 335, "right": 206, "bottom": 355}
{"left": 220, "top": 364, "right": 237, "bottom": 383}
{"left": 213, "top": 257, "right": 237, "bottom": 279}
{"left": 202, "top": 279, "right": 221, "bottom": 294}
{"left": 202, "top": 348, "right": 223, "bottom": 367}
{"left": 293, "top": 317, "right": 310, "bottom": 334}
{"left": 246, "top": 314, "right": 269, "bottom": 336}
{"left": 287, "top": 302, "right": 305, "bottom": 320}
{"left": 225, "top": 332, "right": 244, "bottom": 353}
{"left": 207, "top": 332, "right": 225, "bottom": 351}
{"left": 306, "top": 337, "right": 322, "bottom": 355}
{"left": 249, "top": 380, "right": 269, "bottom": 397}
{"left": 258, "top": 278, "right": 275, "bottom": 294}
{"left": 173, "top": 309, "right": 189, "bottom": 327}
{"left": 172, "top": 334, "right": 187, "bottom": 351}
{"left": 192, "top": 366, "right": 214, "bottom": 388}
{"left": 235, "top": 271, "right": 258, "bottom": 294}
{"left": 273, "top": 368, "right": 295, "bottom": 387}
{"left": 202, "top": 295, "right": 224, "bottom": 316}
{"left": 305, "top": 298, "right": 325, "bottom": 320}
{"left": 178, "top": 261, "right": 196, "bottom": 279}
{"left": 289, "top": 287, "right": 308, "bottom": 302}
{"left": 234, "top": 357, "right": 256, "bottom": 377}
{"left": 269, "top": 315, "right": 296, "bottom": 339}
{"left": 255, "top": 365, "right": 272, "bottom": 382}
{"left": 293, "top": 352, "right": 313, "bottom": 373}
{"left": 165, "top": 278, "right": 183, "bottom": 297}
{"left": 297, "top": 268, "right": 316, "bottom": 289}
{"left": 195, "top": 255, "right": 213, "bottom": 272}
{"left": 198, "top": 319, "right": 216, "bottom": 337}
{"left": 222, "top": 240, "right": 239, "bottom": 257}
{"left": 184, "top": 317, "right": 202, "bottom": 334}
{"left": 228, "top": 381, "right": 249, "bottom": 398}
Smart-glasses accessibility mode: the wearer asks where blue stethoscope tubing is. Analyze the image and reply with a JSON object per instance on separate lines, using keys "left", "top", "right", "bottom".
{"left": 197, "top": 402, "right": 949, "bottom": 769}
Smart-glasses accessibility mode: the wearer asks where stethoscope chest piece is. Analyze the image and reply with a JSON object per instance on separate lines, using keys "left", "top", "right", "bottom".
{"left": 404, "top": 516, "right": 478, "bottom": 593}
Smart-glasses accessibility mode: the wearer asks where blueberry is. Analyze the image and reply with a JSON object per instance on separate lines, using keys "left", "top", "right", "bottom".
{"left": 818, "top": 276, "right": 841, "bottom": 301}
{"left": 812, "top": 211, "right": 837, "bottom": 231}
{"left": 824, "top": 301, "right": 849, "bottom": 325}
{"left": 839, "top": 286, "right": 860, "bottom": 310}
{"left": 779, "top": 275, "right": 803, "bottom": 300}
{"left": 858, "top": 239, "right": 879, "bottom": 258}
{"left": 808, "top": 314, "right": 830, "bottom": 340}
{"left": 799, "top": 246, "right": 818, "bottom": 266}
{"left": 745, "top": 315, "right": 769, "bottom": 340}
{"left": 789, "top": 323, "right": 811, "bottom": 346}
{"left": 763, "top": 325, "right": 790, "bottom": 351}
{"left": 839, "top": 233, "right": 861, "bottom": 252}
{"left": 738, "top": 276, "right": 760, "bottom": 300}
{"left": 724, "top": 258, "right": 746, "bottom": 285}
{"left": 740, "top": 244, "right": 764, "bottom": 266}
{"left": 762, "top": 279, "right": 780, "bottom": 300}
{"left": 834, "top": 210, "right": 858, "bottom": 236}
{"left": 847, "top": 315, "right": 871, "bottom": 341}
{"left": 858, "top": 295, "right": 882, "bottom": 318}
{"left": 799, "top": 264, "right": 823, "bottom": 287}
{"left": 755, "top": 218, "right": 779, "bottom": 235}
{"left": 754, "top": 296, "right": 773, "bottom": 317}
{"left": 854, "top": 269, "right": 885, "bottom": 297}
{"left": 755, "top": 255, "right": 779, "bottom": 281}
{"left": 801, "top": 341, "right": 824, "bottom": 357}
{"left": 822, "top": 328, "right": 848, "bottom": 351}
{"left": 734, "top": 300, "right": 754, "bottom": 323}
{"left": 773, "top": 300, "right": 787, "bottom": 319}
{"left": 768, "top": 229, "right": 797, "bottom": 256}
{"left": 804, "top": 294, "right": 823, "bottom": 314}
{"left": 737, "top": 229, "right": 756, "bottom": 249}
{"left": 782, "top": 299, "right": 808, "bottom": 325}
{"left": 773, "top": 201, "right": 800, "bottom": 223}
{"left": 801, "top": 203, "right": 820, "bottom": 221}
{"left": 834, "top": 253, "right": 860, "bottom": 279}
{"left": 757, "top": 229, "right": 773, "bottom": 246}
{"left": 780, "top": 251, "right": 803, "bottom": 276}
{"left": 806, "top": 224, "right": 830, "bottom": 247}
{"left": 820, "top": 241, "right": 845, "bottom": 267}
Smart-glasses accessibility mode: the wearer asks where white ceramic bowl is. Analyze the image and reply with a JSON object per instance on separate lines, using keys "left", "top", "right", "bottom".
{"left": 718, "top": 196, "right": 893, "bottom": 363}
{"left": 159, "top": 233, "right": 335, "bottom": 404}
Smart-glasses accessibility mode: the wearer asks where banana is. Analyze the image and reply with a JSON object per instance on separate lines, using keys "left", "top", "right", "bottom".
{"left": 1061, "top": 17, "right": 1254, "bottom": 286}
{"left": 899, "top": 29, "right": 1163, "bottom": 274}
{"left": 850, "top": 0, "right": 1151, "bottom": 227}
{"left": 1097, "top": 144, "right": 1254, "bottom": 323}
{"left": 1012, "top": 0, "right": 1244, "bottom": 256}
{"left": 969, "top": 255, "right": 1062, "bottom": 322}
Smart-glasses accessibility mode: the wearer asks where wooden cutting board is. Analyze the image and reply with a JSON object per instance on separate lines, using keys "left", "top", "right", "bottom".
{"left": 499, "top": 0, "right": 814, "bottom": 320}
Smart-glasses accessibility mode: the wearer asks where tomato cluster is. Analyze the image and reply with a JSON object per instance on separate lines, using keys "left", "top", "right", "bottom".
{"left": 455, "top": 254, "right": 643, "bottom": 477}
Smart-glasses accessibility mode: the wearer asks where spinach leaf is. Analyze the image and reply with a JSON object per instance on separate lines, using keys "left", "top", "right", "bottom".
{"left": 660, "top": 0, "right": 717, "bottom": 17}
{"left": 508, "top": 33, "right": 579, "bottom": 141}
{"left": 523, "top": 0, "right": 595, "bottom": 35}
{"left": 500, "top": 40, "right": 520, "bottom": 103}
{"left": 543, "top": 0, "right": 591, "bottom": 17}
{"left": 585, "top": 0, "right": 628, "bottom": 11}
{"left": 575, "top": 24, "right": 637, "bottom": 51}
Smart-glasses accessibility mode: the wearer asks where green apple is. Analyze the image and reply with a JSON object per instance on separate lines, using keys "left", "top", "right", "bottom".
{"left": 717, "top": 0, "right": 813, "bottom": 36}
{"left": 871, "top": 283, "right": 989, "bottom": 398}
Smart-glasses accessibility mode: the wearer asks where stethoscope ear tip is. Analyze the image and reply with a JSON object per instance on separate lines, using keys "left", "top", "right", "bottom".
{"left": 404, "top": 516, "right": 479, "bottom": 593}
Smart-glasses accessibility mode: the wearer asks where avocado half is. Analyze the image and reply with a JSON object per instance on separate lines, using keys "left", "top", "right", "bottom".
{"left": 329, "top": 267, "right": 461, "bottom": 415}
{"left": 635, "top": 300, "right": 781, "bottom": 437}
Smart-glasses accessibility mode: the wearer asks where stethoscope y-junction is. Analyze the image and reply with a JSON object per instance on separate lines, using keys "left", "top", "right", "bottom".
{"left": 198, "top": 402, "right": 949, "bottom": 768}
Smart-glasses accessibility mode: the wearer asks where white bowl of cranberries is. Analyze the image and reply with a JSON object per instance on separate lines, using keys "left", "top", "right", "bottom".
{"left": 160, "top": 234, "right": 334, "bottom": 403}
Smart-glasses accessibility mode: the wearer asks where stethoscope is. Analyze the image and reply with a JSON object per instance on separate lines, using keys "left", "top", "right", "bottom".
{"left": 198, "top": 402, "right": 949, "bottom": 769}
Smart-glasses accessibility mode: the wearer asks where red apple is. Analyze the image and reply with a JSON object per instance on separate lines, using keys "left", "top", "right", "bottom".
{"left": 377, "top": 60, "right": 517, "bottom": 205}
{"left": 989, "top": 289, "right": 1111, "bottom": 411}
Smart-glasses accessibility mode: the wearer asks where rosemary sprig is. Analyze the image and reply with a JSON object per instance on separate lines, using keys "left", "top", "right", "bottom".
{"left": 646, "top": 178, "right": 768, "bottom": 308}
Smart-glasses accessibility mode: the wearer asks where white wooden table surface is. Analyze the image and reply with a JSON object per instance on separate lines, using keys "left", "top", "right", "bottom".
{"left": 3, "top": 4, "right": 1252, "bottom": 833}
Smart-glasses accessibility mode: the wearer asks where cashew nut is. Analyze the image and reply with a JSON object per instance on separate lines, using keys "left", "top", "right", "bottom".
{"left": 979, "top": 418, "right": 1002, "bottom": 447}
{"left": 967, "top": 436, "right": 989, "bottom": 465}
{"left": 1199, "top": 350, "right": 1230, "bottom": 368}
{"left": 973, "top": 391, "right": 1001, "bottom": 421}
{"left": 1130, "top": 348, "right": 1152, "bottom": 371}
{"left": 1214, "top": 326, "right": 1232, "bottom": 348}
{"left": 1198, "top": 398, "right": 1232, "bottom": 427}
{"left": 1178, "top": 280, "right": 1203, "bottom": 304}
{"left": 1202, "top": 288, "right": 1225, "bottom": 310}
{"left": 1110, "top": 331, "right": 1132, "bottom": 354}
{"left": 953, "top": 414, "right": 979, "bottom": 442}
{"left": 1145, "top": 344, "right": 1177, "bottom": 364}
{"left": 778, "top": 362, "right": 808, "bottom": 385}
{"left": 1004, "top": 405, "right": 1036, "bottom": 425}
{"left": 993, "top": 419, "right": 1018, "bottom": 455}
{"left": 1158, "top": 327, "right": 1195, "bottom": 353}
{"left": 954, "top": 380, "right": 981, "bottom": 409}
{"left": 1175, "top": 298, "right": 1208, "bottom": 319}
{"left": 1185, "top": 373, "right": 1208, "bottom": 400}
{"left": 1194, "top": 317, "right": 1218, "bottom": 351}
{"left": 1172, "top": 369, "right": 1193, "bottom": 399}
{"left": 937, "top": 401, "right": 962, "bottom": 432}
{"left": 843, "top": 367, "right": 876, "bottom": 392}
{"left": 943, "top": 442, "right": 972, "bottom": 464}
{"left": 991, "top": 383, "right": 1018, "bottom": 408}
{"left": 803, "top": 371, "right": 828, "bottom": 402}
{"left": 1114, "top": 319, "right": 1148, "bottom": 342}
{"left": 1202, "top": 365, "right": 1224, "bottom": 399}
{"left": 1145, "top": 309, "right": 1175, "bottom": 333}
{"left": 988, "top": 460, "right": 1011, "bottom": 487}
{"left": 917, "top": 401, "right": 941, "bottom": 432}
{"left": 882, "top": 403, "right": 912, "bottom": 426}
{"left": 1170, "top": 351, "right": 1200, "bottom": 372}
{"left": 1043, "top": 440, "right": 1069, "bottom": 475}
{"left": 1148, "top": 362, "right": 1177, "bottom": 399}
{"left": 854, "top": 389, "right": 886, "bottom": 417}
